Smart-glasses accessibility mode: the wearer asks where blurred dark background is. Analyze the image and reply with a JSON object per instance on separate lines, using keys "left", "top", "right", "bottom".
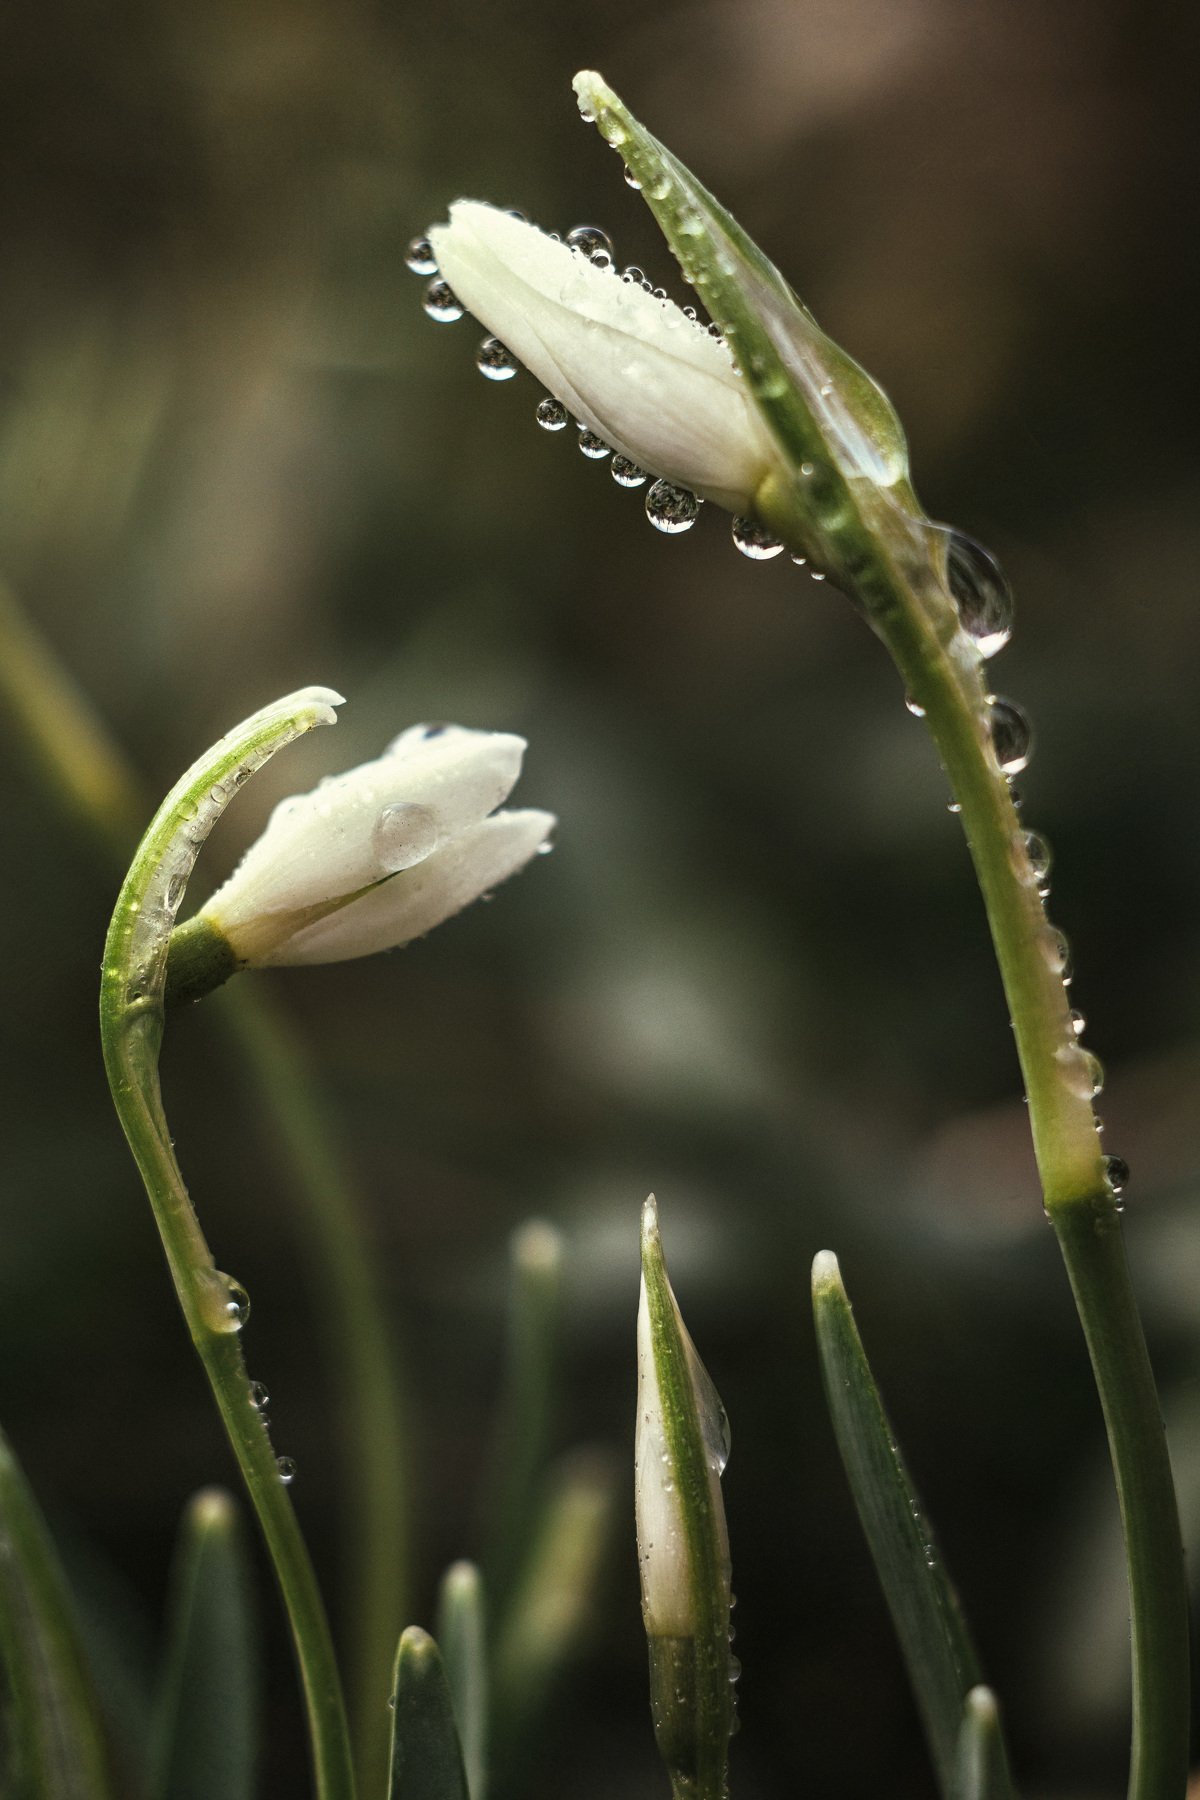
{"left": 2, "top": 0, "right": 1200, "bottom": 1794}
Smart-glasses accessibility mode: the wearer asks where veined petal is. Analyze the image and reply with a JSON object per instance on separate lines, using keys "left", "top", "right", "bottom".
{"left": 260, "top": 808, "right": 555, "bottom": 965}
{"left": 428, "top": 201, "right": 784, "bottom": 512}
{"left": 205, "top": 725, "right": 526, "bottom": 927}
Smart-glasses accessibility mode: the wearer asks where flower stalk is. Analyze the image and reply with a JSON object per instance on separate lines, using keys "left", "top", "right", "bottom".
{"left": 99, "top": 687, "right": 358, "bottom": 1800}
{"left": 571, "top": 70, "right": 1189, "bottom": 1800}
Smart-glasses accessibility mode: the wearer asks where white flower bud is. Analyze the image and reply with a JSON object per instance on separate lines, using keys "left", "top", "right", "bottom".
{"left": 428, "top": 201, "right": 787, "bottom": 514}
{"left": 196, "top": 722, "right": 553, "bottom": 968}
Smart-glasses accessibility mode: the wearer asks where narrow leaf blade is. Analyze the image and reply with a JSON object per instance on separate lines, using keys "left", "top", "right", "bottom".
{"left": 0, "top": 1425, "right": 114, "bottom": 1800}
{"left": 953, "top": 1686, "right": 1015, "bottom": 1800}
{"left": 811, "top": 1252, "right": 1013, "bottom": 1800}
{"left": 435, "top": 1562, "right": 487, "bottom": 1800}
{"left": 149, "top": 1488, "right": 258, "bottom": 1800}
{"left": 388, "top": 1628, "right": 470, "bottom": 1800}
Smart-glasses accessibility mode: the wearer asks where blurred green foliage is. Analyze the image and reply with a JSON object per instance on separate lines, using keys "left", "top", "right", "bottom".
{"left": 1, "top": 2, "right": 1198, "bottom": 1795}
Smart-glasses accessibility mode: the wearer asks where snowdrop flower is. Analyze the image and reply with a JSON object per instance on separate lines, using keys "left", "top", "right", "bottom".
{"left": 166, "top": 723, "right": 553, "bottom": 1002}
{"left": 636, "top": 1196, "right": 735, "bottom": 1792}
{"left": 428, "top": 201, "right": 788, "bottom": 515}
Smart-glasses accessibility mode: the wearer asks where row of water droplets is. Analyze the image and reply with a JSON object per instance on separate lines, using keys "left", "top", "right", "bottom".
{"left": 408, "top": 222, "right": 790, "bottom": 555}
{"left": 213, "top": 1272, "right": 296, "bottom": 1483}
{"left": 906, "top": 534, "right": 1130, "bottom": 1205}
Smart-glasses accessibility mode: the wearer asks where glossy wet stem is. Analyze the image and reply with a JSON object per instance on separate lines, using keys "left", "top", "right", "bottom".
{"left": 98, "top": 690, "right": 357, "bottom": 1800}
{"left": 575, "top": 69, "right": 1190, "bottom": 1800}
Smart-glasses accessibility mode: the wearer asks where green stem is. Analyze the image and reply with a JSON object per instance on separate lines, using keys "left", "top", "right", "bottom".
{"left": 0, "top": 589, "right": 410, "bottom": 1793}
{"left": 98, "top": 689, "right": 357, "bottom": 1800}
{"left": 216, "top": 984, "right": 410, "bottom": 1796}
{"left": 879, "top": 569, "right": 1189, "bottom": 1800}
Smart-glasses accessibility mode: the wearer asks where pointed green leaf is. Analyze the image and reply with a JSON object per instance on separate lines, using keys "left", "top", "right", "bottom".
{"left": 388, "top": 1628, "right": 470, "bottom": 1800}
{"left": 435, "top": 1562, "right": 487, "bottom": 1800}
{"left": 149, "top": 1488, "right": 258, "bottom": 1800}
{"left": 811, "top": 1253, "right": 1014, "bottom": 1800}
{"left": 953, "top": 1686, "right": 1015, "bottom": 1800}
{"left": 0, "top": 1425, "right": 114, "bottom": 1800}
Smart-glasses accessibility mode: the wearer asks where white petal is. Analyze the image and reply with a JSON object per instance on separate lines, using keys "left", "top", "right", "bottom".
{"left": 206, "top": 725, "right": 526, "bottom": 928}
{"left": 261, "top": 808, "right": 555, "bottom": 965}
{"left": 635, "top": 1267, "right": 692, "bottom": 1636}
{"left": 429, "top": 201, "right": 782, "bottom": 512}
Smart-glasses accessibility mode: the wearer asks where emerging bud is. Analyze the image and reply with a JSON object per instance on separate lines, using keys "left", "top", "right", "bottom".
{"left": 636, "top": 1195, "right": 735, "bottom": 1799}
{"left": 428, "top": 201, "right": 788, "bottom": 515}
{"left": 166, "top": 723, "right": 553, "bottom": 1002}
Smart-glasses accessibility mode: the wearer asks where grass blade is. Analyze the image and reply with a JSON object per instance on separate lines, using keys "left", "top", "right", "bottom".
{"left": 0, "top": 1424, "right": 113, "bottom": 1800}
{"left": 953, "top": 1687, "right": 1015, "bottom": 1800}
{"left": 387, "top": 1628, "right": 469, "bottom": 1800}
{"left": 150, "top": 1488, "right": 258, "bottom": 1800}
{"left": 435, "top": 1563, "right": 487, "bottom": 1800}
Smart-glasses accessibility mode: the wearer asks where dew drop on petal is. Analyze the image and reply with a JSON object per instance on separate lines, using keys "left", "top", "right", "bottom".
{"left": 645, "top": 480, "right": 701, "bottom": 534}
{"left": 578, "top": 431, "right": 611, "bottom": 460}
{"left": 476, "top": 336, "right": 518, "bottom": 381}
{"left": 566, "top": 224, "right": 614, "bottom": 263}
{"left": 423, "top": 279, "right": 463, "bottom": 323}
{"left": 622, "top": 264, "right": 646, "bottom": 285}
{"left": 987, "top": 696, "right": 1033, "bottom": 775}
{"left": 535, "top": 396, "right": 568, "bottom": 431}
{"left": 405, "top": 235, "right": 437, "bottom": 275}
{"left": 373, "top": 802, "right": 439, "bottom": 874}
{"left": 611, "top": 455, "right": 647, "bottom": 487}
{"left": 944, "top": 529, "right": 1014, "bottom": 658}
{"left": 731, "top": 516, "right": 785, "bottom": 560}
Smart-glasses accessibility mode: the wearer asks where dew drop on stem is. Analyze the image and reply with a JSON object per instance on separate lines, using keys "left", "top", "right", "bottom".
{"left": 987, "top": 696, "right": 1033, "bottom": 775}
{"left": 249, "top": 1381, "right": 270, "bottom": 1411}
{"left": 1104, "top": 1154, "right": 1130, "bottom": 1194}
{"left": 942, "top": 528, "right": 1014, "bottom": 658}
{"left": 276, "top": 1457, "right": 297, "bottom": 1485}
{"left": 217, "top": 1274, "right": 250, "bottom": 1330}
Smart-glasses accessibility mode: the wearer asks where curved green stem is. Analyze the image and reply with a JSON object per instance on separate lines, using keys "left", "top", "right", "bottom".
{"left": 0, "top": 588, "right": 411, "bottom": 1793}
{"left": 98, "top": 688, "right": 357, "bottom": 1800}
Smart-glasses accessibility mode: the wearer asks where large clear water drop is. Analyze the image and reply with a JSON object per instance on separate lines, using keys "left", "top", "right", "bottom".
{"left": 611, "top": 455, "right": 647, "bottom": 488}
{"left": 373, "top": 802, "right": 439, "bottom": 874}
{"left": 535, "top": 396, "right": 568, "bottom": 431}
{"left": 987, "top": 696, "right": 1033, "bottom": 775}
{"left": 566, "top": 224, "right": 614, "bottom": 263}
{"left": 645, "top": 480, "right": 701, "bottom": 534}
{"left": 476, "top": 337, "right": 518, "bottom": 381}
{"left": 731, "top": 516, "right": 784, "bottom": 560}
{"left": 423, "top": 280, "right": 464, "bottom": 323}
{"left": 944, "top": 528, "right": 1014, "bottom": 658}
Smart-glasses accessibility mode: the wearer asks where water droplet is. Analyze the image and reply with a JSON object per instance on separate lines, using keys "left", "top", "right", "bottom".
{"left": 987, "top": 696, "right": 1033, "bottom": 775}
{"left": 423, "top": 279, "right": 463, "bottom": 323}
{"left": 165, "top": 873, "right": 186, "bottom": 910}
{"left": 1041, "top": 925, "right": 1073, "bottom": 983}
{"left": 810, "top": 570, "right": 826, "bottom": 582}
{"left": 947, "top": 799, "right": 962, "bottom": 814}
{"left": 1057, "top": 1044, "right": 1103, "bottom": 1099}
{"left": 611, "top": 455, "right": 647, "bottom": 488}
{"left": 623, "top": 165, "right": 642, "bottom": 190}
{"left": 476, "top": 336, "right": 518, "bottom": 381}
{"left": 1023, "top": 830, "right": 1052, "bottom": 884}
{"left": 728, "top": 1656, "right": 742, "bottom": 1683}
{"left": 622, "top": 263, "right": 646, "bottom": 285}
{"left": 652, "top": 285, "right": 668, "bottom": 301}
{"left": 405, "top": 235, "right": 437, "bottom": 276}
{"left": 578, "top": 431, "right": 611, "bottom": 460}
{"left": 645, "top": 480, "right": 701, "bottom": 534}
{"left": 708, "top": 321, "right": 725, "bottom": 340}
{"left": 789, "top": 552, "right": 807, "bottom": 566}
{"left": 943, "top": 529, "right": 1014, "bottom": 658}
{"left": 276, "top": 1457, "right": 297, "bottom": 1485}
{"left": 535, "top": 396, "right": 568, "bottom": 431}
{"left": 373, "top": 802, "right": 439, "bottom": 874}
{"left": 566, "top": 224, "right": 614, "bottom": 263}
{"left": 249, "top": 1381, "right": 270, "bottom": 1410}
{"left": 905, "top": 695, "right": 926, "bottom": 718}
{"left": 1104, "top": 1154, "right": 1130, "bottom": 1194}
{"left": 731, "top": 516, "right": 784, "bottom": 560}
{"left": 218, "top": 1274, "right": 250, "bottom": 1329}
{"left": 1070, "top": 1008, "right": 1087, "bottom": 1037}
